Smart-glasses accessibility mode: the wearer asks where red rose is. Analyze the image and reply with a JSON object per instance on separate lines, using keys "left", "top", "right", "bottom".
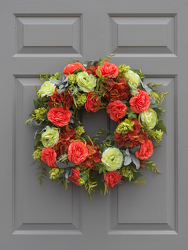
{"left": 106, "top": 100, "right": 127, "bottom": 121}
{"left": 96, "top": 62, "right": 119, "bottom": 78}
{"left": 69, "top": 168, "right": 81, "bottom": 186}
{"left": 68, "top": 141, "right": 89, "bottom": 165}
{"left": 104, "top": 171, "right": 122, "bottom": 188}
{"left": 40, "top": 148, "right": 57, "bottom": 167}
{"left": 47, "top": 107, "right": 72, "bottom": 127}
{"left": 130, "top": 90, "right": 150, "bottom": 113}
{"left": 85, "top": 92, "right": 101, "bottom": 113}
{"left": 135, "top": 140, "right": 153, "bottom": 160}
{"left": 63, "top": 62, "right": 86, "bottom": 77}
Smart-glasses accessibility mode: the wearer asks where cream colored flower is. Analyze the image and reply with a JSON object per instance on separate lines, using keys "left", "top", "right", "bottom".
{"left": 102, "top": 148, "right": 123, "bottom": 171}
{"left": 37, "top": 81, "right": 56, "bottom": 98}
{"left": 77, "top": 72, "right": 96, "bottom": 92}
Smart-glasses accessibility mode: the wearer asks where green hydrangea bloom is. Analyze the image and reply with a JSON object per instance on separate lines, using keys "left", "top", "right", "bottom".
{"left": 75, "top": 126, "right": 85, "bottom": 136}
{"left": 76, "top": 94, "right": 87, "bottom": 107}
{"left": 32, "top": 146, "right": 43, "bottom": 160}
{"left": 140, "top": 108, "right": 158, "bottom": 130}
{"left": 49, "top": 168, "right": 64, "bottom": 180}
{"left": 102, "top": 147, "right": 123, "bottom": 171}
{"left": 34, "top": 107, "right": 46, "bottom": 121}
{"left": 116, "top": 119, "right": 134, "bottom": 134}
{"left": 37, "top": 81, "right": 56, "bottom": 98}
{"left": 59, "top": 154, "right": 68, "bottom": 162}
{"left": 124, "top": 70, "right": 140, "bottom": 89}
{"left": 150, "top": 129, "right": 163, "bottom": 142}
{"left": 49, "top": 72, "right": 61, "bottom": 80}
{"left": 41, "top": 126, "right": 59, "bottom": 148}
{"left": 68, "top": 74, "right": 77, "bottom": 85}
{"left": 118, "top": 64, "right": 130, "bottom": 75}
{"left": 150, "top": 91, "right": 159, "bottom": 103}
{"left": 77, "top": 71, "right": 96, "bottom": 93}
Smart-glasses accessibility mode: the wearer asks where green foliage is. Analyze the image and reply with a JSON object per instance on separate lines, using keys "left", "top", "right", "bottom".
{"left": 35, "top": 162, "right": 48, "bottom": 185}
{"left": 84, "top": 179, "right": 97, "bottom": 202}
{"left": 155, "top": 120, "right": 167, "bottom": 135}
{"left": 94, "top": 162, "right": 106, "bottom": 174}
{"left": 126, "top": 107, "right": 137, "bottom": 118}
{"left": 142, "top": 160, "right": 162, "bottom": 174}
{"left": 119, "top": 164, "right": 142, "bottom": 182}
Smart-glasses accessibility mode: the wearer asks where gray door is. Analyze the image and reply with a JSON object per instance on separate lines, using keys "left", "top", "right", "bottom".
{"left": 0, "top": 0, "right": 187, "bottom": 249}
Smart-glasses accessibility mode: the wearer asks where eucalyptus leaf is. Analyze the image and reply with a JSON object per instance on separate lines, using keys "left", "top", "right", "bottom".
{"left": 124, "top": 155, "right": 132, "bottom": 166}
{"left": 131, "top": 154, "right": 140, "bottom": 170}
{"left": 49, "top": 79, "right": 61, "bottom": 86}
{"left": 29, "top": 120, "right": 43, "bottom": 128}
{"left": 130, "top": 146, "right": 140, "bottom": 154}
{"left": 68, "top": 161, "right": 75, "bottom": 167}
{"left": 150, "top": 96, "right": 156, "bottom": 105}
{"left": 65, "top": 168, "right": 72, "bottom": 179}
{"left": 56, "top": 161, "right": 69, "bottom": 169}
{"left": 140, "top": 78, "right": 152, "bottom": 95}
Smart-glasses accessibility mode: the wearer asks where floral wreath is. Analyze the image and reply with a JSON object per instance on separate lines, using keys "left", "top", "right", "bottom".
{"left": 26, "top": 54, "right": 168, "bottom": 200}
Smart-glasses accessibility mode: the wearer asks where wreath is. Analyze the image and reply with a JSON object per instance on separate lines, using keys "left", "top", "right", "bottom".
{"left": 26, "top": 54, "right": 168, "bottom": 200}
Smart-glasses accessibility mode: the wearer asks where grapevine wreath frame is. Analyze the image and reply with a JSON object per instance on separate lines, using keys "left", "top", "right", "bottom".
{"left": 26, "top": 55, "right": 168, "bottom": 200}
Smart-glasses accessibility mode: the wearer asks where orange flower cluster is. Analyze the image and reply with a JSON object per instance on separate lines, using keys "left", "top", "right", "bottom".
{"left": 79, "top": 141, "right": 102, "bottom": 170}
{"left": 103, "top": 77, "right": 130, "bottom": 102}
{"left": 52, "top": 126, "right": 76, "bottom": 157}
{"left": 114, "top": 119, "right": 148, "bottom": 148}
{"left": 48, "top": 88, "right": 74, "bottom": 109}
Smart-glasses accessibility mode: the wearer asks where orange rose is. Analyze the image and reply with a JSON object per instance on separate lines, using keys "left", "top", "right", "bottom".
{"left": 129, "top": 90, "right": 150, "bottom": 113}
{"left": 40, "top": 148, "right": 57, "bottom": 167}
{"left": 85, "top": 92, "right": 101, "bottom": 113}
{"left": 63, "top": 62, "right": 86, "bottom": 77}
{"left": 69, "top": 168, "right": 81, "bottom": 186}
{"left": 106, "top": 100, "right": 127, "bottom": 121}
{"left": 68, "top": 141, "right": 89, "bottom": 165}
{"left": 135, "top": 140, "right": 153, "bottom": 160}
{"left": 104, "top": 171, "right": 122, "bottom": 188}
{"left": 47, "top": 107, "right": 72, "bottom": 127}
{"left": 96, "top": 62, "right": 119, "bottom": 78}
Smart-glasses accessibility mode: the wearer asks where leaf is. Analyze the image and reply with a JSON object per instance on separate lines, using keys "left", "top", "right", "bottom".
{"left": 131, "top": 154, "right": 140, "bottom": 170}
{"left": 150, "top": 103, "right": 159, "bottom": 109}
{"left": 126, "top": 107, "right": 137, "bottom": 119}
{"left": 80, "top": 172, "right": 89, "bottom": 181}
{"left": 83, "top": 110, "right": 90, "bottom": 117}
{"left": 91, "top": 171, "right": 105, "bottom": 190}
{"left": 120, "top": 149, "right": 127, "bottom": 158}
{"left": 68, "top": 161, "right": 75, "bottom": 167}
{"left": 130, "top": 146, "right": 140, "bottom": 154}
{"left": 155, "top": 120, "right": 167, "bottom": 134}
{"left": 131, "top": 171, "right": 142, "bottom": 182}
{"left": 106, "top": 135, "right": 114, "bottom": 141}
{"left": 56, "top": 161, "right": 69, "bottom": 169}
{"left": 124, "top": 155, "right": 132, "bottom": 166}
{"left": 73, "top": 68, "right": 84, "bottom": 74}
{"left": 153, "top": 108, "right": 163, "bottom": 118}
{"left": 122, "top": 176, "right": 130, "bottom": 182}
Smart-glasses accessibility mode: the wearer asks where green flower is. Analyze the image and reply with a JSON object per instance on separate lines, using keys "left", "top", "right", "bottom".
{"left": 150, "top": 129, "right": 163, "bottom": 142}
{"left": 77, "top": 72, "right": 96, "bottom": 93}
{"left": 41, "top": 126, "right": 59, "bottom": 148}
{"left": 102, "top": 147, "right": 123, "bottom": 171}
{"left": 68, "top": 74, "right": 77, "bottom": 85}
{"left": 76, "top": 94, "right": 87, "bottom": 107}
{"left": 75, "top": 126, "right": 85, "bottom": 136}
{"left": 34, "top": 107, "right": 46, "bottom": 121}
{"left": 116, "top": 119, "right": 134, "bottom": 134}
{"left": 118, "top": 64, "right": 130, "bottom": 75}
{"left": 150, "top": 91, "right": 159, "bottom": 103}
{"left": 140, "top": 108, "right": 158, "bottom": 130}
{"left": 124, "top": 70, "right": 140, "bottom": 89}
{"left": 32, "top": 146, "right": 43, "bottom": 160}
{"left": 49, "top": 168, "right": 64, "bottom": 180}
{"left": 49, "top": 72, "right": 61, "bottom": 80}
{"left": 59, "top": 154, "right": 68, "bottom": 162}
{"left": 37, "top": 81, "right": 56, "bottom": 98}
